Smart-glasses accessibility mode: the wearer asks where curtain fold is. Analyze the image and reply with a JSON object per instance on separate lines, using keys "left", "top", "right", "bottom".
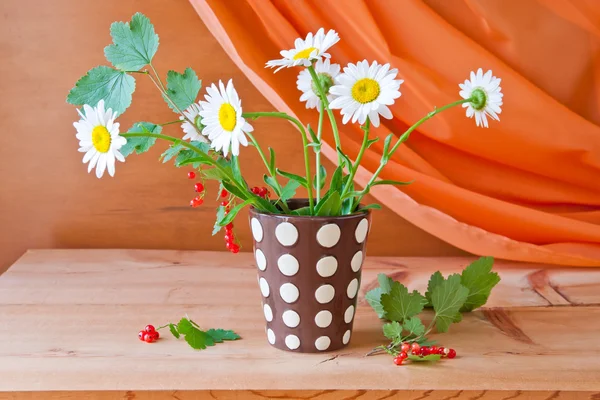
{"left": 191, "top": 0, "right": 600, "bottom": 266}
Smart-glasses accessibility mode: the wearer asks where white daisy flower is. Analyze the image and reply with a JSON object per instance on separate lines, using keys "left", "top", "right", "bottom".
{"left": 266, "top": 28, "right": 340, "bottom": 72}
{"left": 459, "top": 68, "right": 503, "bottom": 128}
{"left": 296, "top": 59, "right": 340, "bottom": 109}
{"left": 329, "top": 60, "right": 403, "bottom": 127}
{"left": 74, "top": 99, "right": 126, "bottom": 178}
{"left": 198, "top": 79, "right": 252, "bottom": 157}
{"left": 180, "top": 103, "right": 208, "bottom": 142}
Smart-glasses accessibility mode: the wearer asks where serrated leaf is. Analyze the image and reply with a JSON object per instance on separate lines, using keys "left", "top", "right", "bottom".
{"left": 120, "top": 122, "right": 160, "bottom": 157}
{"left": 382, "top": 321, "right": 402, "bottom": 340}
{"left": 378, "top": 274, "right": 394, "bottom": 293}
{"left": 212, "top": 206, "right": 226, "bottom": 235}
{"left": 169, "top": 323, "right": 180, "bottom": 339}
{"left": 402, "top": 317, "right": 425, "bottom": 337}
{"left": 425, "top": 271, "right": 444, "bottom": 307}
{"left": 380, "top": 281, "right": 427, "bottom": 323}
{"left": 366, "top": 274, "right": 394, "bottom": 318}
{"left": 163, "top": 67, "right": 201, "bottom": 112}
{"left": 67, "top": 66, "right": 135, "bottom": 115}
{"left": 161, "top": 142, "right": 184, "bottom": 163}
{"left": 184, "top": 327, "right": 215, "bottom": 350}
{"left": 177, "top": 317, "right": 194, "bottom": 335}
{"left": 431, "top": 274, "right": 469, "bottom": 333}
{"left": 280, "top": 180, "right": 300, "bottom": 202}
{"left": 206, "top": 329, "right": 240, "bottom": 343}
{"left": 460, "top": 257, "right": 500, "bottom": 312}
{"left": 416, "top": 337, "right": 437, "bottom": 346}
{"left": 104, "top": 13, "right": 159, "bottom": 71}
{"left": 408, "top": 354, "right": 441, "bottom": 362}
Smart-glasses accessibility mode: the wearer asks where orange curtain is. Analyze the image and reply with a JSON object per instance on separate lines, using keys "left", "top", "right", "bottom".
{"left": 191, "top": 0, "right": 600, "bottom": 266}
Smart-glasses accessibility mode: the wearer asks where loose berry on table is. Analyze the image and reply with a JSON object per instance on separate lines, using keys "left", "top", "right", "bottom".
{"left": 144, "top": 325, "right": 155, "bottom": 333}
{"left": 411, "top": 343, "right": 420, "bottom": 354}
{"left": 437, "top": 347, "right": 446, "bottom": 355}
{"left": 143, "top": 333, "right": 155, "bottom": 343}
{"left": 399, "top": 351, "right": 408, "bottom": 360}
{"left": 400, "top": 343, "right": 410, "bottom": 353}
{"left": 393, "top": 356, "right": 404, "bottom": 365}
{"left": 430, "top": 346, "right": 438, "bottom": 354}
{"left": 151, "top": 331, "right": 160, "bottom": 340}
{"left": 138, "top": 330, "right": 145, "bottom": 341}
{"left": 447, "top": 348, "right": 457, "bottom": 359}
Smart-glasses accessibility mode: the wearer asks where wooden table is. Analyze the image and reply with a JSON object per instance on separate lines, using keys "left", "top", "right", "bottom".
{"left": 0, "top": 250, "right": 599, "bottom": 399}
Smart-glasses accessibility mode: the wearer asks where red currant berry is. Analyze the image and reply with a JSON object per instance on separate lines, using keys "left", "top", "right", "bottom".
{"left": 190, "top": 197, "right": 203, "bottom": 207}
{"left": 225, "top": 241, "right": 234, "bottom": 250}
{"left": 144, "top": 325, "right": 155, "bottom": 333}
{"left": 447, "top": 349, "right": 457, "bottom": 359}
{"left": 251, "top": 187, "right": 259, "bottom": 194}
{"left": 420, "top": 347, "right": 430, "bottom": 356}
{"left": 400, "top": 343, "right": 410, "bottom": 353}
{"left": 399, "top": 351, "right": 408, "bottom": 360}
{"left": 143, "top": 333, "right": 155, "bottom": 343}
{"left": 138, "top": 330, "right": 145, "bottom": 341}
{"left": 221, "top": 200, "right": 229, "bottom": 207}
{"left": 194, "top": 182, "right": 204, "bottom": 193}
{"left": 220, "top": 189, "right": 228, "bottom": 198}
{"left": 230, "top": 244, "right": 240, "bottom": 254}
{"left": 152, "top": 331, "right": 160, "bottom": 340}
{"left": 187, "top": 171, "right": 196, "bottom": 179}
{"left": 430, "top": 346, "right": 438, "bottom": 354}
{"left": 258, "top": 187, "right": 268, "bottom": 198}
{"left": 411, "top": 343, "right": 420, "bottom": 354}
{"left": 224, "top": 233, "right": 234, "bottom": 243}
{"left": 225, "top": 223, "right": 234, "bottom": 230}
{"left": 437, "top": 347, "right": 446, "bottom": 355}
{"left": 393, "top": 356, "right": 404, "bottom": 366}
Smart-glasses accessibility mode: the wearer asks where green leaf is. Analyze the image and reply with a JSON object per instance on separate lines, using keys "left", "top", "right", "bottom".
{"left": 221, "top": 180, "right": 250, "bottom": 202}
{"left": 380, "top": 281, "right": 427, "bottom": 323}
{"left": 67, "top": 66, "right": 135, "bottom": 115}
{"left": 402, "top": 317, "right": 425, "bottom": 337}
{"left": 307, "top": 124, "right": 319, "bottom": 143}
{"left": 315, "top": 191, "right": 342, "bottom": 216}
{"left": 365, "top": 274, "right": 395, "bottom": 318}
{"left": 177, "top": 317, "right": 194, "bottom": 335}
{"left": 163, "top": 68, "right": 201, "bottom": 112}
{"left": 340, "top": 198, "right": 354, "bottom": 215}
{"left": 104, "top": 12, "right": 159, "bottom": 71}
{"left": 212, "top": 206, "right": 226, "bottom": 235}
{"left": 206, "top": 329, "right": 240, "bottom": 343}
{"left": 408, "top": 354, "right": 441, "bottom": 362}
{"left": 218, "top": 199, "right": 253, "bottom": 226}
{"left": 161, "top": 141, "right": 184, "bottom": 163}
{"left": 268, "top": 147, "right": 276, "bottom": 171}
{"left": 366, "top": 137, "right": 380, "bottom": 148}
{"left": 425, "top": 271, "right": 444, "bottom": 307}
{"left": 184, "top": 327, "right": 215, "bottom": 350}
{"left": 263, "top": 175, "right": 282, "bottom": 197}
{"left": 329, "top": 166, "right": 344, "bottom": 193}
{"left": 120, "top": 122, "right": 161, "bottom": 157}
{"left": 361, "top": 203, "right": 382, "bottom": 211}
{"left": 431, "top": 274, "right": 469, "bottom": 333}
{"left": 372, "top": 179, "right": 413, "bottom": 187}
{"left": 382, "top": 133, "right": 394, "bottom": 156}
{"left": 276, "top": 169, "right": 307, "bottom": 187}
{"left": 313, "top": 165, "right": 327, "bottom": 190}
{"left": 291, "top": 206, "right": 312, "bottom": 216}
{"left": 231, "top": 156, "right": 243, "bottom": 182}
{"left": 382, "top": 321, "right": 402, "bottom": 340}
{"left": 460, "top": 257, "right": 500, "bottom": 312}
{"left": 337, "top": 147, "right": 353, "bottom": 170}
{"left": 416, "top": 338, "right": 438, "bottom": 346}
{"left": 168, "top": 323, "right": 180, "bottom": 339}
{"left": 280, "top": 180, "right": 300, "bottom": 202}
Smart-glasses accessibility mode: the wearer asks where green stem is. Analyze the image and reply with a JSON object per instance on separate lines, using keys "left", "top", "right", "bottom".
{"left": 149, "top": 63, "right": 168, "bottom": 93}
{"left": 160, "top": 120, "right": 182, "bottom": 126}
{"left": 307, "top": 65, "right": 343, "bottom": 168}
{"left": 243, "top": 112, "right": 314, "bottom": 214}
{"left": 315, "top": 102, "right": 325, "bottom": 203}
{"left": 341, "top": 118, "right": 370, "bottom": 199}
{"left": 246, "top": 131, "right": 291, "bottom": 214}
{"left": 356, "top": 99, "right": 470, "bottom": 204}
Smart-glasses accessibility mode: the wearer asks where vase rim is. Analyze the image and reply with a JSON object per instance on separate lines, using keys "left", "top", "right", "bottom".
{"left": 249, "top": 198, "right": 370, "bottom": 220}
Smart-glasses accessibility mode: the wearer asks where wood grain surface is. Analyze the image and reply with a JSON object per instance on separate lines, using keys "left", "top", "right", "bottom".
{"left": 0, "top": 0, "right": 467, "bottom": 274}
{"left": 0, "top": 249, "right": 598, "bottom": 398}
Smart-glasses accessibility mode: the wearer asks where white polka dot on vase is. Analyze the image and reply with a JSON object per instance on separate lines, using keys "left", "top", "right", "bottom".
{"left": 342, "top": 330, "right": 351, "bottom": 344}
{"left": 316, "top": 224, "right": 341, "bottom": 248}
{"left": 282, "top": 310, "right": 300, "bottom": 328}
{"left": 267, "top": 328, "right": 276, "bottom": 345}
{"left": 344, "top": 305, "right": 355, "bottom": 323}
{"left": 280, "top": 283, "right": 300, "bottom": 303}
{"left": 285, "top": 334, "right": 300, "bottom": 350}
{"left": 263, "top": 304, "right": 273, "bottom": 322}
{"left": 259, "top": 277, "right": 270, "bottom": 298}
{"left": 277, "top": 254, "right": 299, "bottom": 277}
{"left": 314, "top": 310, "right": 332, "bottom": 328}
{"left": 315, "top": 284, "right": 335, "bottom": 304}
{"left": 316, "top": 256, "right": 337, "bottom": 278}
{"left": 251, "top": 218, "right": 263, "bottom": 242}
{"left": 347, "top": 278, "right": 359, "bottom": 299}
{"left": 275, "top": 222, "right": 298, "bottom": 246}
{"left": 350, "top": 251, "right": 363, "bottom": 272}
{"left": 315, "top": 336, "right": 331, "bottom": 351}
{"left": 255, "top": 249, "right": 267, "bottom": 271}
{"left": 355, "top": 218, "right": 369, "bottom": 243}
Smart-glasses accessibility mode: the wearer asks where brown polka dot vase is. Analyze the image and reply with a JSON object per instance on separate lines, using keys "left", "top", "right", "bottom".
{"left": 249, "top": 199, "right": 372, "bottom": 353}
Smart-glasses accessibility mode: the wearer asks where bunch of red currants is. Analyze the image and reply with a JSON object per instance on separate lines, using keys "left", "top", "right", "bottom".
{"left": 188, "top": 171, "right": 204, "bottom": 207}
{"left": 138, "top": 325, "right": 160, "bottom": 343}
{"left": 393, "top": 342, "right": 457, "bottom": 365}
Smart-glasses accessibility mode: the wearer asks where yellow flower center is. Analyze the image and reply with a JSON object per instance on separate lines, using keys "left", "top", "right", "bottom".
{"left": 218, "top": 103, "right": 237, "bottom": 131}
{"left": 351, "top": 78, "right": 380, "bottom": 104}
{"left": 293, "top": 47, "right": 317, "bottom": 60}
{"left": 91, "top": 125, "right": 111, "bottom": 153}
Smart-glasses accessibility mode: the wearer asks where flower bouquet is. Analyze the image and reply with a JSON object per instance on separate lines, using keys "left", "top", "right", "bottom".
{"left": 67, "top": 14, "right": 503, "bottom": 354}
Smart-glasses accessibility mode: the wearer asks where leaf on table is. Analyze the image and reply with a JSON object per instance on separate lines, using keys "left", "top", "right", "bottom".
{"left": 380, "top": 281, "right": 427, "bottom": 323}
{"left": 104, "top": 12, "right": 159, "bottom": 71}
{"left": 431, "top": 274, "right": 469, "bottom": 333}
{"left": 206, "top": 329, "right": 241, "bottom": 343}
{"left": 408, "top": 354, "right": 441, "bottom": 362}
{"left": 177, "top": 317, "right": 194, "bottom": 335}
{"left": 67, "top": 66, "right": 135, "bottom": 115}
{"left": 382, "top": 321, "right": 402, "bottom": 341}
{"left": 184, "top": 327, "right": 215, "bottom": 350}
{"left": 120, "top": 122, "right": 161, "bottom": 157}
{"left": 460, "top": 256, "right": 500, "bottom": 312}
{"left": 163, "top": 67, "right": 201, "bottom": 112}
{"left": 365, "top": 274, "right": 395, "bottom": 318}
{"left": 168, "top": 323, "right": 180, "bottom": 339}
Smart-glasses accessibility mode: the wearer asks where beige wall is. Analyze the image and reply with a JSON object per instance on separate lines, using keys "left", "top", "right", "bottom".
{"left": 0, "top": 0, "right": 466, "bottom": 273}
